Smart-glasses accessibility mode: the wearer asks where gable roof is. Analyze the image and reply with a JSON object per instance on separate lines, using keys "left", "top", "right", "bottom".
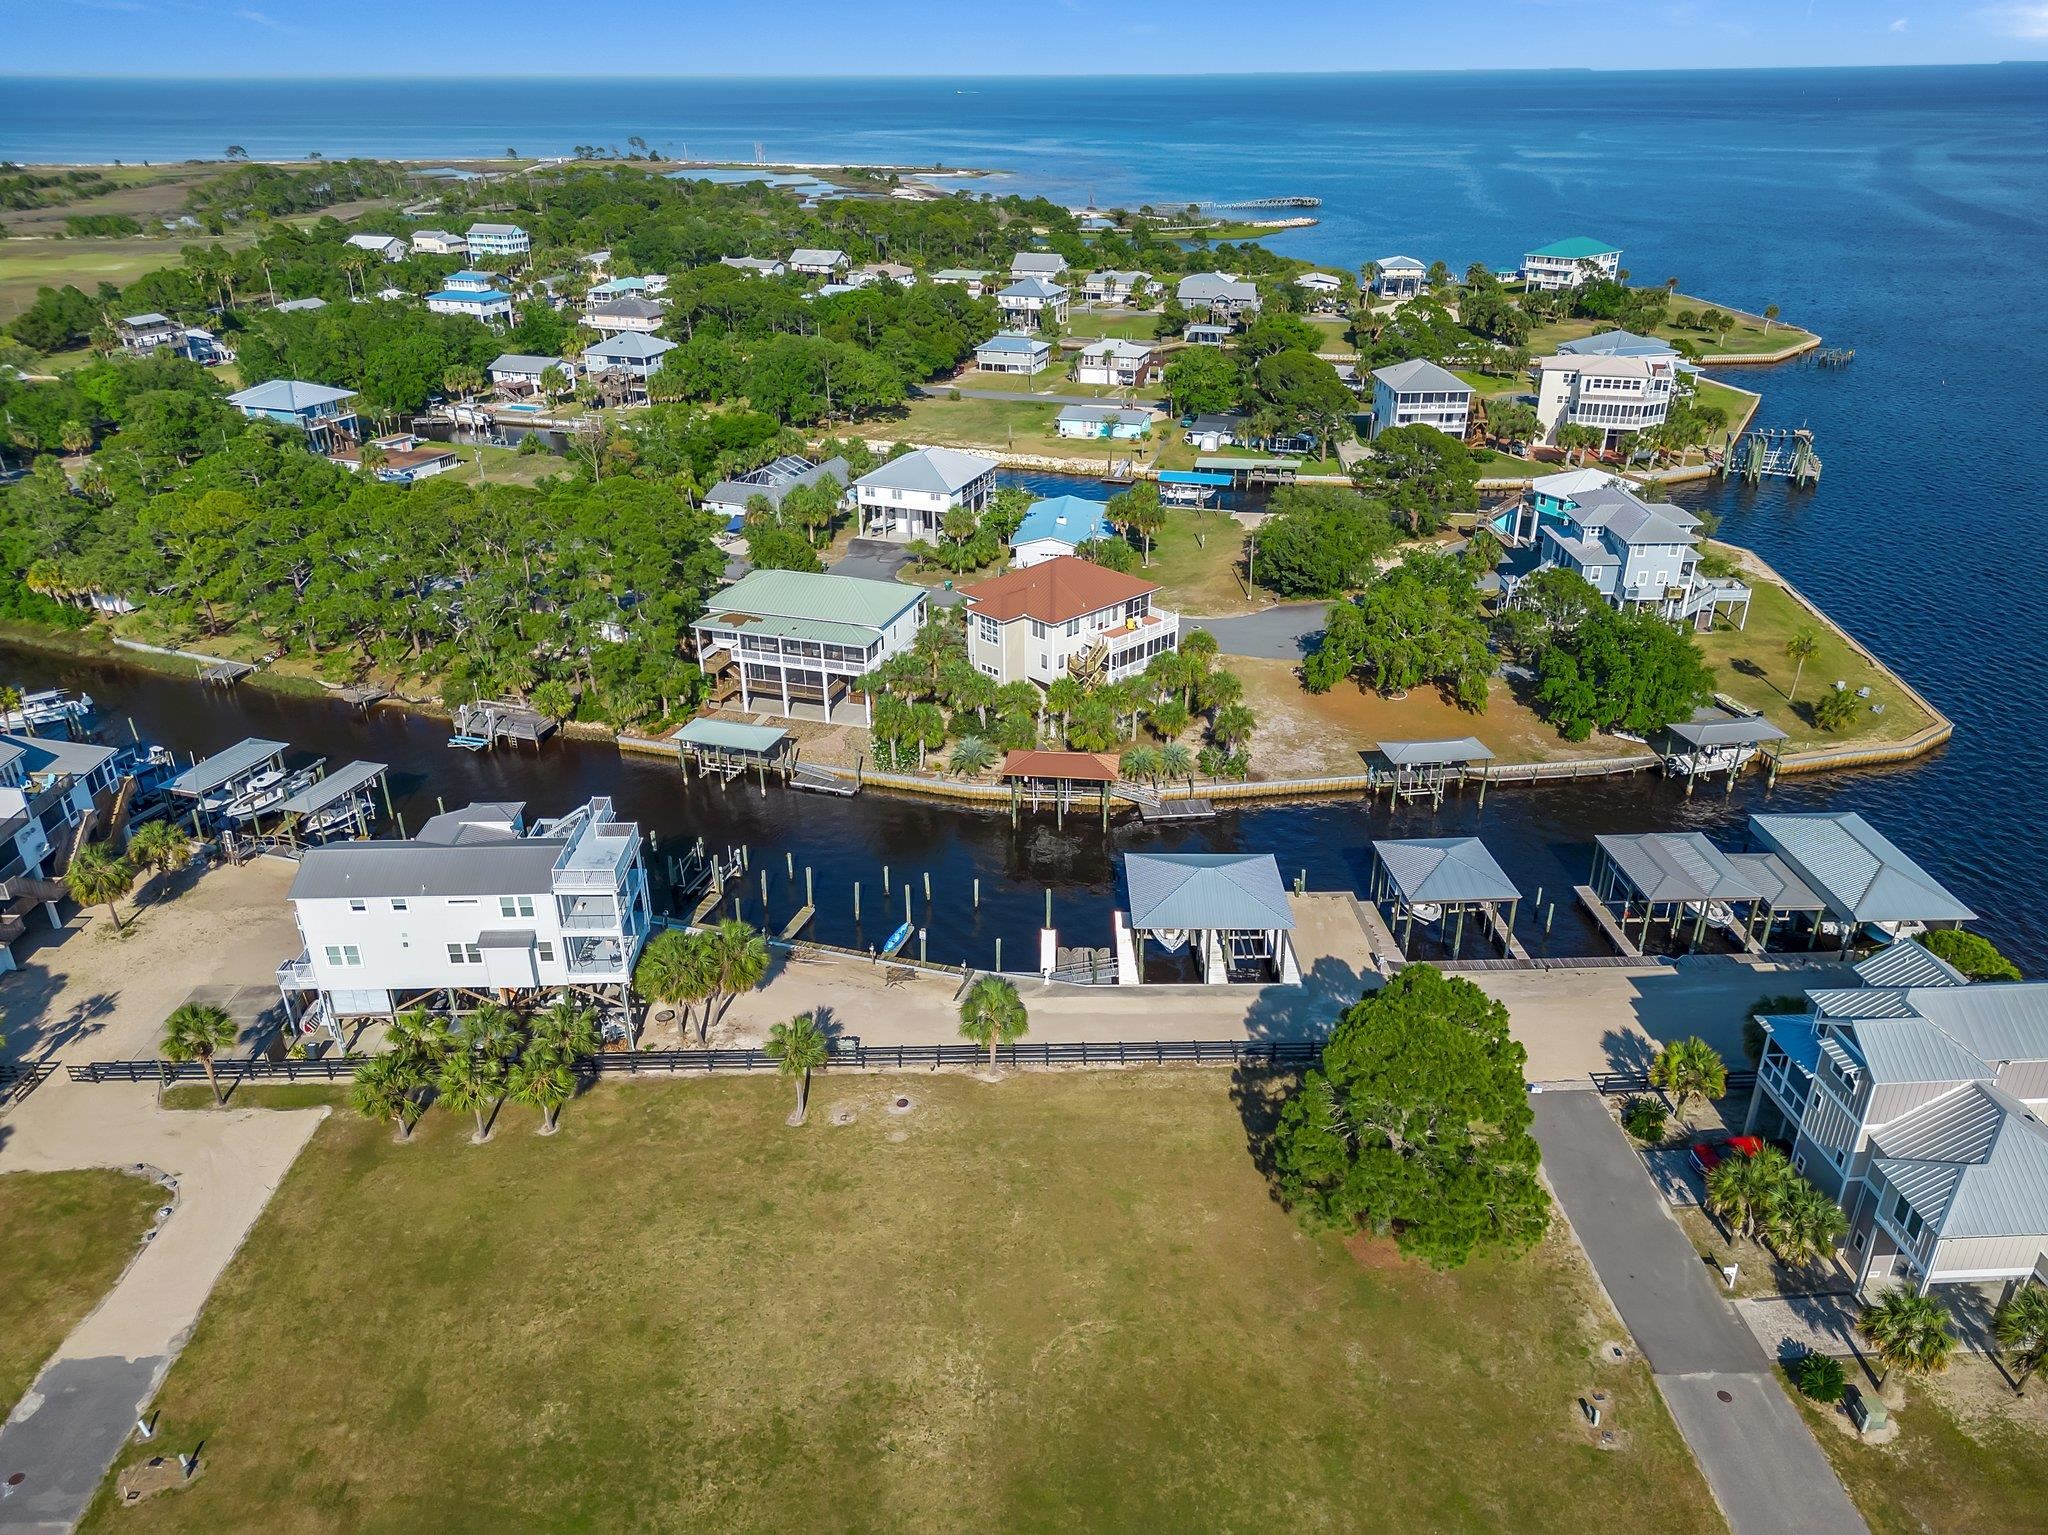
{"left": 584, "top": 295, "right": 666, "bottom": 320}
{"left": 1749, "top": 812, "right": 1975, "bottom": 924}
{"left": 1079, "top": 338, "right": 1154, "bottom": 362}
{"left": 227, "top": 379, "right": 356, "bottom": 412}
{"left": 977, "top": 332, "right": 1049, "bottom": 355}
{"left": 1124, "top": 852, "right": 1294, "bottom": 932}
{"left": 1596, "top": 832, "right": 1760, "bottom": 903}
{"left": 1527, "top": 236, "right": 1620, "bottom": 260}
{"left": 1372, "top": 358, "right": 1470, "bottom": 394}
{"left": 583, "top": 332, "right": 677, "bottom": 362}
{"left": 1855, "top": 939, "right": 1969, "bottom": 990}
{"left": 489, "top": 353, "right": 566, "bottom": 374}
{"left": 1177, "top": 272, "right": 1257, "bottom": 302}
{"left": 1871, "top": 1083, "right": 2048, "bottom": 1240}
{"left": 1055, "top": 404, "right": 1151, "bottom": 430}
{"left": 1011, "top": 251, "right": 1068, "bottom": 274}
{"left": 466, "top": 222, "right": 526, "bottom": 237}
{"left": 0, "top": 733, "right": 118, "bottom": 779}
{"left": 853, "top": 446, "right": 997, "bottom": 497}
{"left": 960, "top": 554, "right": 1157, "bottom": 624}
{"left": 788, "top": 247, "right": 848, "bottom": 266}
{"left": 1011, "top": 496, "right": 1111, "bottom": 549}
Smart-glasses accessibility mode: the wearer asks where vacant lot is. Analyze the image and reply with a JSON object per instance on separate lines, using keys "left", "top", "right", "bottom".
{"left": 0, "top": 237, "right": 198, "bottom": 323}
{"left": 0, "top": 1169, "right": 163, "bottom": 1410}
{"left": 86, "top": 1072, "right": 1717, "bottom": 1535}
{"left": 1527, "top": 294, "right": 1815, "bottom": 359}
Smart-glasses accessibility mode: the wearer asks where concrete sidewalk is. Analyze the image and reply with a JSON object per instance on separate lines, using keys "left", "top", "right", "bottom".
{"left": 1534, "top": 1090, "right": 1866, "bottom": 1535}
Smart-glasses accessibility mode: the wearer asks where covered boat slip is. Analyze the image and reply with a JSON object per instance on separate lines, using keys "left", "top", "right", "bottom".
{"left": 1747, "top": 811, "right": 1976, "bottom": 945}
{"left": 1585, "top": 831, "right": 1824, "bottom": 957}
{"left": 1113, "top": 852, "right": 1302, "bottom": 986}
{"left": 672, "top": 718, "right": 792, "bottom": 782}
{"left": 164, "top": 737, "right": 288, "bottom": 801}
{"left": 1000, "top": 749, "right": 1117, "bottom": 825}
{"left": 1366, "top": 738, "right": 1495, "bottom": 808}
{"left": 1369, "top": 837, "right": 1524, "bottom": 962}
{"left": 268, "top": 760, "right": 390, "bottom": 841}
{"left": 1659, "top": 707, "right": 1788, "bottom": 788}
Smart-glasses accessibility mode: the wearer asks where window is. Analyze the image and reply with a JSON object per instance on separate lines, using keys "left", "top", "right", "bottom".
{"left": 537, "top": 942, "right": 555, "bottom": 963}
{"left": 499, "top": 895, "right": 535, "bottom": 919}
{"left": 348, "top": 899, "right": 367, "bottom": 912}
{"left": 390, "top": 898, "right": 407, "bottom": 911}
{"left": 976, "top": 615, "right": 999, "bottom": 645}
{"left": 447, "top": 943, "right": 482, "bottom": 965}
{"left": 1851, "top": 1229, "right": 1867, "bottom": 1252}
{"left": 324, "top": 944, "right": 361, "bottom": 967}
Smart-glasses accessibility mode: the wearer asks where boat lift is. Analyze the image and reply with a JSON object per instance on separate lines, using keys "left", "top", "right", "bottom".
{"left": 164, "top": 737, "right": 288, "bottom": 831}
{"left": 270, "top": 760, "right": 390, "bottom": 844}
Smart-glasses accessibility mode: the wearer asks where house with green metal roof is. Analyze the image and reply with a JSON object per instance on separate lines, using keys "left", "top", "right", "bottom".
{"left": 689, "top": 569, "right": 926, "bottom": 723}
{"left": 1521, "top": 236, "right": 1622, "bottom": 292}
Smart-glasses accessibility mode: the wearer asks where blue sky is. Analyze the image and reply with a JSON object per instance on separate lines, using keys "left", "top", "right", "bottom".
{"left": 10, "top": 0, "right": 2048, "bottom": 74}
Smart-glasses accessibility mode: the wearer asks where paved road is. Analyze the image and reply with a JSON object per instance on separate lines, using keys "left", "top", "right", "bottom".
{"left": 1534, "top": 1090, "right": 1866, "bottom": 1535}
{"left": 826, "top": 539, "right": 964, "bottom": 607}
{"left": 1186, "top": 603, "right": 1328, "bottom": 659}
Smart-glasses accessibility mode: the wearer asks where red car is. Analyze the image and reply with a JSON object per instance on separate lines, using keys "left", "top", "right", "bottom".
{"left": 1689, "top": 1136, "right": 1763, "bottom": 1176}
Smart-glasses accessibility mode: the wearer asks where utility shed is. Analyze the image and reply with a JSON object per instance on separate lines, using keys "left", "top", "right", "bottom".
{"left": 1369, "top": 837, "right": 1521, "bottom": 960}
{"left": 1115, "top": 852, "right": 1299, "bottom": 987}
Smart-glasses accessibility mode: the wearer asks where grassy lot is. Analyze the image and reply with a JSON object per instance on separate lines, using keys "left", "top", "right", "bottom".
{"left": 85, "top": 1072, "right": 1719, "bottom": 1535}
{"left": 0, "top": 1170, "right": 164, "bottom": 1410}
{"left": 0, "top": 237, "right": 197, "bottom": 322}
{"left": 1145, "top": 507, "right": 1250, "bottom": 613}
{"left": 161, "top": 1083, "right": 346, "bottom": 1112}
{"left": 442, "top": 442, "right": 571, "bottom": 487}
{"left": 1796, "top": 1370, "right": 2048, "bottom": 1535}
{"left": 1692, "top": 377, "right": 1760, "bottom": 438}
{"left": 1526, "top": 293, "right": 1814, "bottom": 359}
{"left": 894, "top": 395, "right": 1175, "bottom": 470}
{"left": 1694, "top": 574, "right": 1937, "bottom": 752}
{"left": 1454, "top": 367, "right": 1528, "bottom": 400}
{"left": 1471, "top": 447, "right": 1569, "bottom": 481}
{"left": 1060, "top": 309, "right": 1162, "bottom": 341}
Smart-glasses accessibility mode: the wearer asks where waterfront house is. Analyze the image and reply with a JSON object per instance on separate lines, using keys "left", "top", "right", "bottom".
{"left": 1182, "top": 411, "right": 1247, "bottom": 450}
{"left": 465, "top": 222, "right": 531, "bottom": 259}
{"left": 1369, "top": 359, "right": 1474, "bottom": 441}
{"left": 582, "top": 294, "right": 667, "bottom": 335}
{"left": 328, "top": 432, "right": 461, "bottom": 483}
{"left": 115, "top": 312, "right": 186, "bottom": 355}
{"left": 719, "top": 255, "right": 788, "bottom": 278}
{"left": 344, "top": 233, "right": 407, "bottom": 262}
{"left": 1295, "top": 271, "right": 1342, "bottom": 295}
{"left": 1558, "top": 328, "right": 1685, "bottom": 364}
{"left": 1176, "top": 272, "right": 1261, "bottom": 323}
{"left": 691, "top": 568, "right": 926, "bottom": 723}
{"left": 581, "top": 331, "right": 677, "bottom": 381}
{"left": 587, "top": 274, "right": 669, "bottom": 300}
{"left": 1055, "top": 404, "right": 1151, "bottom": 441}
{"left": 961, "top": 555, "right": 1179, "bottom": 688}
{"left": 930, "top": 268, "right": 993, "bottom": 297}
{"left": 1011, "top": 251, "right": 1069, "bottom": 280}
{"left": 997, "top": 276, "right": 1069, "bottom": 329}
{"left": 425, "top": 282, "right": 516, "bottom": 324}
{"left": 488, "top": 353, "right": 574, "bottom": 396}
{"left": 851, "top": 447, "right": 998, "bottom": 540}
{"left": 0, "top": 733, "right": 122, "bottom": 954}
{"left": 1009, "top": 495, "right": 1111, "bottom": 568}
{"left": 850, "top": 262, "right": 916, "bottom": 287}
{"left": 1370, "top": 256, "right": 1427, "bottom": 299}
{"left": 1499, "top": 469, "right": 1749, "bottom": 628}
{"left": 1114, "top": 852, "right": 1300, "bottom": 987}
{"left": 410, "top": 229, "right": 466, "bottom": 256}
{"left": 279, "top": 797, "right": 649, "bottom": 1031}
{"left": 1074, "top": 338, "right": 1157, "bottom": 388}
{"left": 1183, "top": 323, "right": 1232, "bottom": 348}
{"left": 1744, "top": 941, "right": 2048, "bottom": 1295}
{"left": 788, "top": 247, "right": 850, "bottom": 277}
{"left": 1522, "top": 237, "right": 1621, "bottom": 291}
{"left": 1080, "top": 269, "right": 1149, "bottom": 304}
{"left": 700, "top": 454, "right": 849, "bottom": 522}
{"left": 273, "top": 296, "right": 327, "bottom": 314}
{"left": 974, "top": 332, "right": 1051, "bottom": 376}
{"left": 226, "top": 379, "right": 360, "bottom": 452}
{"left": 1532, "top": 353, "right": 1676, "bottom": 446}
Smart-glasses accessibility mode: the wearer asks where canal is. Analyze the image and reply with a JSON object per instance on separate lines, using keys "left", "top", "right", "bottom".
{"left": 0, "top": 638, "right": 1897, "bottom": 972}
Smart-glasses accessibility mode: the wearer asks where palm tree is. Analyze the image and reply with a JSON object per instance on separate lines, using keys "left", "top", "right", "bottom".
{"left": 1994, "top": 1284, "right": 2048, "bottom": 1396}
{"left": 1814, "top": 688, "right": 1861, "bottom": 734}
{"left": 635, "top": 928, "right": 710, "bottom": 1040}
{"left": 507, "top": 1054, "right": 575, "bottom": 1134}
{"left": 1157, "top": 743, "right": 1194, "bottom": 784}
{"left": 1120, "top": 744, "right": 1161, "bottom": 786}
{"left": 0, "top": 685, "right": 21, "bottom": 720}
{"left": 162, "top": 1001, "right": 238, "bottom": 1105}
{"left": 1705, "top": 1149, "right": 1783, "bottom": 1242}
{"left": 1045, "top": 677, "right": 1084, "bottom": 740}
{"left": 764, "top": 1012, "right": 828, "bottom": 1124}
{"left": 437, "top": 1047, "right": 507, "bottom": 1143}
{"left": 1765, "top": 1175, "right": 1847, "bottom": 1264}
{"left": 958, "top": 974, "right": 1029, "bottom": 1073}
{"left": 1649, "top": 1036, "right": 1727, "bottom": 1122}
{"left": 1784, "top": 626, "right": 1821, "bottom": 704}
{"left": 464, "top": 1001, "right": 524, "bottom": 1062}
{"left": 705, "top": 919, "right": 771, "bottom": 1031}
{"left": 1210, "top": 703, "right": 1256, "bottom": 752}
{"left": 538, "top": 364, "right": 570, "bottom": 404}
{"left": 349, "top": 1053, "right": 420, "bottom": 1141}
{"left": 64, "top": 845, "right": 135, "bottom": 932}
{"left": 1860, "top": 1287, "right": 1956, "bottom": 1389}
{"left": 526, "top": 998, "right": 599, "bottom": 1067}
{"left": 59, "top": 419, "right": 94, "bottom": 456}
{"left": 126, "top": 820, "right": 194, "bottom": 898}
{"left": 948, "top": 736, "right": 995, "bottom": 776}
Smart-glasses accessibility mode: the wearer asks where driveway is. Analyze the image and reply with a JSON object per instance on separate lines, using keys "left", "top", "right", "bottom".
{"left": 1534, "top": 1090, "right": 1866, "bottom": 1535}
{"left": 1186, "top": 602, "right": 1327, "bottom": 659}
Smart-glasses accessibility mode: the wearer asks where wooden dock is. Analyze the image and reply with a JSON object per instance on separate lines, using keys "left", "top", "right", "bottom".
{"left": 1352, "top": 899, "right": 1408, "bottom": 974}
{"left": 1481, "top": 904, "right": 1531, "bottom": 963}
{"left": 200, "top": 659, "right": 255, "bottom": 686}
{"left": 1575, "top": 885, "right": 1643, "bottom": 959}
{"left": 334, "top": 684, "right": 387, "bottom": 710}
{"left": 790, "top": 763, "right": 858, "bottom": 796}
{"left": 1137, "top": 798, "right": 1216, "bottom": 823}
{"left": 779, "top": 904, "right": 815, "bottom": 940}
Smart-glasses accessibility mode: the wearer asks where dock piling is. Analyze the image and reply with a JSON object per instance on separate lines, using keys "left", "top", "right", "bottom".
{"left": 973, "top": 877, "right": 980, "bottom": 908}
{"left": 853, "top": 881, "right": 860, "bottom": 921}
{"left": 923, "top": 871, "right": 931, "bottom": 903}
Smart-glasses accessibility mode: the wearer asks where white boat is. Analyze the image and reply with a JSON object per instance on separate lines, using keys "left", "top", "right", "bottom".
{"left": 1151, "top": 928, "right": 1189, "bottom": 954}
{"left": 303, "top": 793, "right": 373, "bottom": 837}
{"left": 217, "top": 766, "right": 319, "bottom": 825}
{"left": 1407, "top": 902, "right": 1444, "bottom": 924}
{"left": 1, "top": 687, "right": 94, "bottom": 731}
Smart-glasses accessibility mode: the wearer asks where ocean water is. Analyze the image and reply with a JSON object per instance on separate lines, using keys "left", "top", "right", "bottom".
{"left": 4, "top": 68, "right": 2047, "bottom": 962}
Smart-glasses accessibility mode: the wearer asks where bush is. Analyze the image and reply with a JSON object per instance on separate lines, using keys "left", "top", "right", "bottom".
{"left": 1620, "top": 1096, "right": 1668, "bottom": 1143}
{"left": 1789, "top": 1350, "right": 1846, "bottom": 1404}
{"left": 1920, "top": 928, "right": 2021, "bottom": 982}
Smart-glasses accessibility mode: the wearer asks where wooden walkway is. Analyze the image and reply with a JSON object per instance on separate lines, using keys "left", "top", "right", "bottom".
{"left": 779, "top": 904, "right": 815, "bottom": 940}
{"left": 1481, "top": 904, "right": 1531, "bottom": 962}
{"left": 1352, "top": 900, "right": 1407, "bottom": 973}
{"left": 1575, "top": 884, "right": 1643, "bottom": 959}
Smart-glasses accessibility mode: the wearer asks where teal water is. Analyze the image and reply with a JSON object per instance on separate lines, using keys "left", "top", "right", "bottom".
{"left": 3, "top": 68, "right": 2046, "bottom": 960}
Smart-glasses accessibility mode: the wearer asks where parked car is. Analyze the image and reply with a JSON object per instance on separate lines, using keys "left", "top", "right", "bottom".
{"left": 1688, "top": 1135, "right": 1763, "bottom": 1177}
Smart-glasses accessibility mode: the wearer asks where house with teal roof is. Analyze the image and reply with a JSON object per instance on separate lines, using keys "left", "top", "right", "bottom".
{"left": 1009, "top": 496, "right": 1111, "bottom": 569}
{"left": 1522, "top": 236, "right": 1622, "bottom": 292}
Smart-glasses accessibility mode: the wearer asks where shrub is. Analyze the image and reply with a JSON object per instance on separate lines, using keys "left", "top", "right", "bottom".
{"left": 1621, "top": 1096, "right": 1668, "bottom": 1143}
{"left": 1920, "top": 928, "right": 2021, "bottom": 982}
{"left": 1789, "top": 1350, "right": 1846, "bottom": 1404}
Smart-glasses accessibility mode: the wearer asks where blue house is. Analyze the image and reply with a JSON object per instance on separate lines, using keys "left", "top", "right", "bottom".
{"left": 1055, "top": 404, "right": 1151, "bottom": 441}
{"left": 225, "top": 380, "right": 360, "bottom": 452}
{"left": 1009, "top": 495, "right": 1111, "bottom": 568}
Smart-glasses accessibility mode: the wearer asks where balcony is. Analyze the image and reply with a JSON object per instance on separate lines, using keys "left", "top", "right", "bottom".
{"left": 278, "top": 952, "right": 316, "bottom": 991}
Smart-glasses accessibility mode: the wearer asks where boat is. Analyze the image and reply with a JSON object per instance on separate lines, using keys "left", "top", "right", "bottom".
{"left": 1407, "top": 902, "right": 1444, "bottom": 924}
{"left": 1151, "top": 928, "right": 1189, "bottom": 954}
{"left": 880, "top": 920, "right": 914, "bottom": 959}
{"left": 1, "top": 687, "right": 94, "bottom": 732}
{"left": 303, "top": 793, "right": 374, "bottom": 838}
{"left": 216, "top": 765, "right": 321, "bottom": 825}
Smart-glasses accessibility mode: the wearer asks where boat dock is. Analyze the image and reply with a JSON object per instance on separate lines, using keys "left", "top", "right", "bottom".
{"left": 200, "top": 659, "right": 255, "bottom": 686}
{"left": 271, "top": 760, "right": 390, "bottom": 840}
{"left": 1135, "top": 796, "right": 1216, "bottom": 823}
{"left": 449, "top": 701, "right": 556, "bottom": 751}
{"left": 790, "top": 762, "right": 858, "bottom": 796}
{"left": 1575, "top": 884, "right": 1644, "bottom": 959}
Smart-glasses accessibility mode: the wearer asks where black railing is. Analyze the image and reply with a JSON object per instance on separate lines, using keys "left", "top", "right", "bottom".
{"left": 66, "top": 1038, "right": 1328, "bottom": 1085}
{"left": 1588, "top": 1067, "right": 1757, "bottom": 1097}
{"left": 1, "top": 1060, "right": 58, "bottom": 1105}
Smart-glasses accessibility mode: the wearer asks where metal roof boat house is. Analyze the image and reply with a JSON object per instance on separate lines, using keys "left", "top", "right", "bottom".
{"left": 1114, "top": 852, "right": 1300, "bottom": 986}
{"left": 280, "top": 796, "right": 649, "bottom": 1049}
{"left": 1745, "top": 946, "right": 2048, "bottom": 1295}
{"left": 1369, "top": 838, "right": 1522, "bottom": 961}
{"left": 690, "top": 569, "right": 926, "bottom": 724}
{"left": 1365, "top": 738, "right": 1494, "bottom": 808}
{"left": 1748, "top": 811, "right": 1975, "bottom": 947}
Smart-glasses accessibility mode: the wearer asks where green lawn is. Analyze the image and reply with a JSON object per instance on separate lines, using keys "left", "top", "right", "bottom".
{"left": 0, "top": 1170, "right": 164, "bottom": 1410}
{"left": 0, "top": 237, "right": 198, "bottom": 322}
{"left": 1694, "top": 573, "right": 1937, "bottom": 751}
{"left": 1797, "top": 1373, "right": 2048, "bottom": 1535}
{"left": 1144, "top": 506, "right": 1251, "bottom": 613}
{"left": 1059, "top": 309, "right": 1163, "bottom": 341}
{"left": 86, "top": 1072, "right": 1719, "bottom": 1535}
{"left": 1526, "top": 293, "right": 1814, "bottom": 360}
